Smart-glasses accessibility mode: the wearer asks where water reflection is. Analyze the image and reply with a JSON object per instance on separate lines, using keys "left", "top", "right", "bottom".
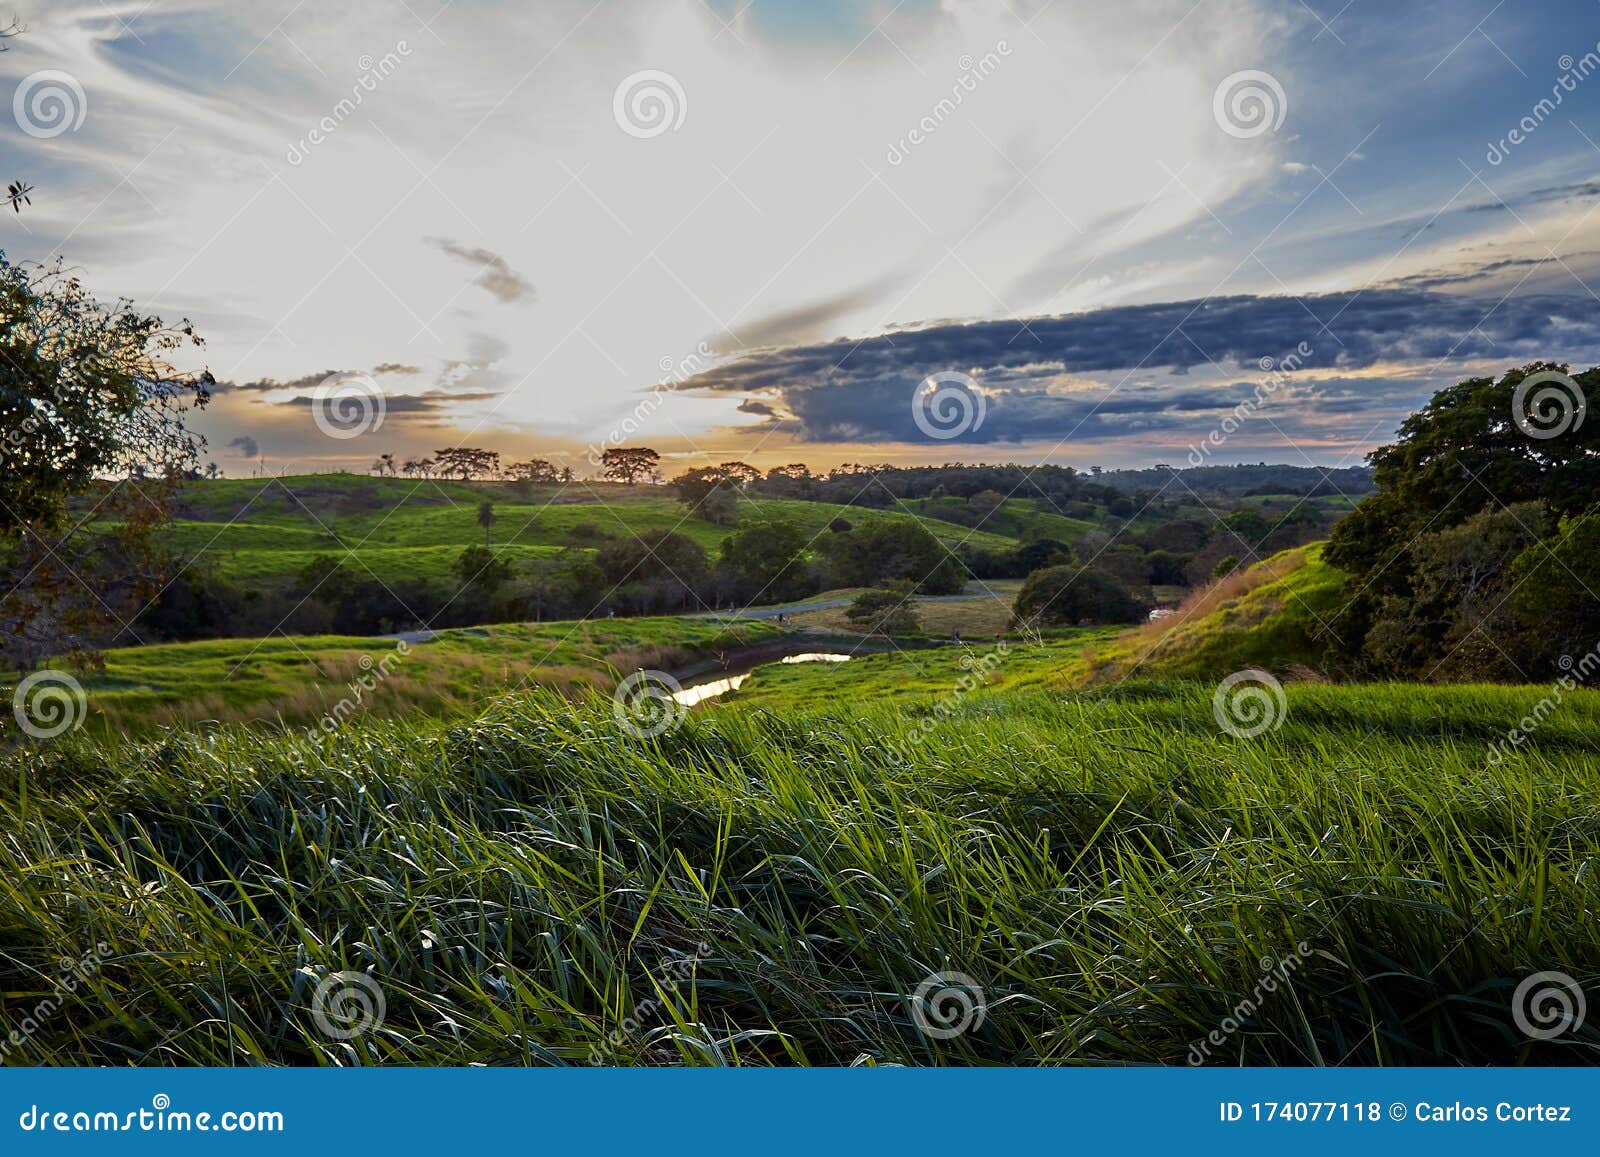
{"left": 670, "top": 652, "right": 851, "bottom": 706}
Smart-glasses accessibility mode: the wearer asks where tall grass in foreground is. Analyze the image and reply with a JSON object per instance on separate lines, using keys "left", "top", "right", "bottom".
{"left": 0, "top": 680, "right": 1596, "bottom": 1066}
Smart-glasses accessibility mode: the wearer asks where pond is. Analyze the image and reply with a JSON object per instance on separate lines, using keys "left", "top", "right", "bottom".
{"left": 671, "top": 652, "right": 852, "bottom": 706}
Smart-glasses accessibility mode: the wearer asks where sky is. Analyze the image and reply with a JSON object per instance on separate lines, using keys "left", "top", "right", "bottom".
{"left": 6, "top": 0, "right": 1600, "bottom": 476}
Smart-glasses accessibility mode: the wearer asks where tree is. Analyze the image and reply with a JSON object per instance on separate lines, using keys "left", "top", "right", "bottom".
{"left": 1011, "top": 566, "right": 1144, "bottom": 627}
{"left": 595, "top": 530, "right": 707, "bottom": 587}
{"left": 763, "top": 463, "right": 815, "bottom": 499}
{"left": 371, "top": 452, "right": 397, "bottom": 477}
{"left": 672, "top": 465, "right": 741, "bottom": 525}
{"left": 1211, "top": 555, "right": 1240, "bottom": 581}
{"left": 0, "top": 253, "right": 211, "bottom": 666}
{"left": 433, "top": 447, "right": 500, "bottom": 480}
{"left": 601, "top": 446, "right": 660, "bottom": 485}
{"left": 477, "top": 501, "right": 496, "bottom": 547}
{"left": 1327, "top": 362, "right": 1600, "bottom": 672}
{"left": 817, "top": 520, "right": 964, "bottom": 594}
{"left": 845, "top": 583, "right": 920, "bottom": 636}
{"left": 452, "top": 545, "right": 512, "bottom": 594}
{"left": 509, "top": 458, "right": 561, "bottom": 484}
{"left": 1013, "top": 538, "right": 1071, "bottom": 575}
{"left": 720, "top": 518, "right": 813, "bottom": 603}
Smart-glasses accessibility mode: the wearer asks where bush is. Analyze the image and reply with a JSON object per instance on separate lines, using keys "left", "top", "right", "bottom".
{"left": 1011, "top": 566, "right": 1145, "bottom": 627}
{"left": 845, "top": 583, "right": 921, "bottom": 636}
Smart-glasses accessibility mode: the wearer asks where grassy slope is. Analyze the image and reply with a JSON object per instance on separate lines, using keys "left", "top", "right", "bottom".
{"left": 1075, "top": 543, "right": 1348, "bottom": 682}
{"left": 158, "top": 475, "right": 1019, "bottom": 584}
{"left": 3, "top": 680, "right": 1595, "bottom": 1065}
{"left": 51, "top": 617, "right": 780, "bottom": 735}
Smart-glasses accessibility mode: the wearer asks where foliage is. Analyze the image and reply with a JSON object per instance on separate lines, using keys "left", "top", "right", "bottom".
{"left": 601, "top": 447, "right": 661, "bottom": 485}
{"left": 1, "top": 678, "right": 1594, "bottom": 1065}
{"left": 719, "top": 518, "right": 815, "bottom": 603}
{"left": 1012, "top": 565, "right": 1144, "bottom": 627}
{"left": 1328, "top": 363, "right": 1600, "bottom": 678}
{"left": 817, "top": 519, "right": 964, "bottom": 594}
{"left": 0, "top": 253, "right": 211, "bottom": 665}
{"left": 844, "top": 582, "right": 921, "bottom": 636}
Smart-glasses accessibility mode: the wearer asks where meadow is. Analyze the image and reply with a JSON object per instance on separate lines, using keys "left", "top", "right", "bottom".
{"left": 2, "top": 676, "right": 1594, "bottom": 1065}
{"left": 8, "top": 488, "right": 1589, "bottom": 1068}
{"left": 155, "top": 474, "right": 1021, "bottom": 584}
{"left": 49, "top": 617, "right": 782, "bottom": 736}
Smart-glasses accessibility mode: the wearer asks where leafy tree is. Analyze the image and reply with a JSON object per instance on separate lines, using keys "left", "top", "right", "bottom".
{"left": 1211, "top": 555, "right": 1240, "bottom": 581}
{"left": 1013, "top": 538, "right": 1071, "bottom": 575}
{"left": 1327, "top": 362, "right": 1600, "bottom": 672}
{"left": 720, "top": 519, "right": 813, "bottom": 602}
{"left": 594, "top": 530, "right": 707, "bottom": 587}
{"left": 1011, "top": 566, "right": 1144, "bottom": 627}
{"left": 1361, "top": 503, "right": 1547, "bottom": 679}
{"left": 1509, "top": 512, "right": 1600, "bottom": 668}
{"left": 845, "top": 583, "right": 920, "bottom": 636}
{"left": 452, "top": 545, "right": 512, "bottom": 593}
{"left": 509, "top": 458, "right": 561, "bottom": 484}
{"left": 477, "top": 500, "right": 496, "bottom": 547}
{"left": 0, "top": 254, "right": 211, "bottom": 665}
{"left": 601, "top": 447, "right": 660, "bottom": 485}
{"left": 296, "top": 555, "right": 356, "bottom": 604}
{"left": 434, "top": 447, "right": 500, "bottom": 480}
{"left": 817, "top": 520, "right": 964, "bottom": 594}
{"left": 672, "top": 465, "right": 741, "bottom": 525}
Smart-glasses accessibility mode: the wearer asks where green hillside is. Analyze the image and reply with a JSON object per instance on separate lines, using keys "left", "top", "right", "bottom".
{"left": 153, "top": 474, "right": 1019, "bottom": 585}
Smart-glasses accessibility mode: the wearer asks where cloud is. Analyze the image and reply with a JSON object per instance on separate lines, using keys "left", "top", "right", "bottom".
{"left": 372, "top": 362, "right": 422, "bottom": 375}
{"left": 429, "top": 239, "right": 535, "bottom": 303}
{"left": 226, "top": 435, "right": 260, "bottom": 459}
{"left": 675, "top": 288, "right": 1600, "bottom": 443}
{"left": 711, "top": 277, "right": 902, "bottom": 354}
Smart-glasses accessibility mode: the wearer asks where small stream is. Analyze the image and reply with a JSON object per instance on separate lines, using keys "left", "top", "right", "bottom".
{"left": 671, "top": 651, "right": 851, "bottom": 706}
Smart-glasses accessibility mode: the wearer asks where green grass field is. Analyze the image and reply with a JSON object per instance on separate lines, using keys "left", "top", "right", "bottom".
{"left": 153, "top": 475, "right": 1020, "bottom": 585}
{"left": 42, "top": 617, "right": 781, "bottom": 735}
{"left": 2, "top": 677, "right": 1594, "bottom": 1065}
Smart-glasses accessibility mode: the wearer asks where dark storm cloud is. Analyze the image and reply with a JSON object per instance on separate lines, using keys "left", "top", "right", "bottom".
{"left": 226, "top": 435, "right": 260, "bottom": 459}
{"left": 674, "top": 289, "right": 1600, "bottom": 443}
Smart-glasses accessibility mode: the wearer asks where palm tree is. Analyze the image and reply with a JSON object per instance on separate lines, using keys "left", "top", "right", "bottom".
{"left": 477, "top": 501, "right": 495, "bottom": 547}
